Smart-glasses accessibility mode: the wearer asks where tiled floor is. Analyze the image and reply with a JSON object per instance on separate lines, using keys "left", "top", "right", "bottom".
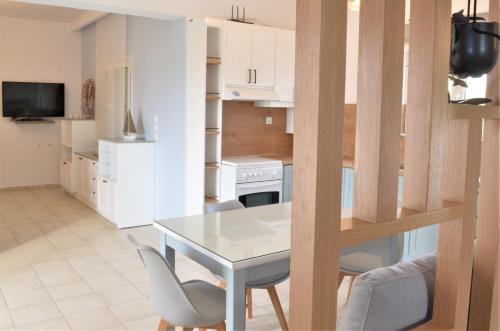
{"left": 0, "top": 187, "right": 349, "bottom": 331}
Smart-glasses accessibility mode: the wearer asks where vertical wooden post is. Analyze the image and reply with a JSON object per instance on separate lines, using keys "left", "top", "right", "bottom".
{"left": 402, "top": 0, "right": 451, "bottom": 213}
{"left": 289, "top": 0, "right": 347, "bottom": 329}
{"left": 353, "top": 0, "right": 406, "bottom": 222}
{"left": 469, "top": 119, "right": 499, "bottom": 331}
{"left": 433, "top": 119, "right": 482, "bottom": 329}
{"left": 470, "top": 2, "right": 500, "bottom": 329}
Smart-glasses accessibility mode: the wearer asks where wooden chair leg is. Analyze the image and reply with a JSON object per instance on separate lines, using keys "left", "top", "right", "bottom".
{"left": 338, "top": 272, "right": 346, "bottom": 288}
{"left": 212, "top": 321, "right": 226, "bottom": 331}
{"left": 199, "top": 328, "right": 206, "bottom": 331}
{"left": 267, "top": 286, "right": 289, "bottom": 331}
{"left": 181, "top": 328, "right": 193, "bottom": 331}
{"left": 218, "top": 281, "right": 226, "bottom": 289}
{"left": 346, "top": 275, "right": 356, "bottom": 304}
{"left": 157, "top": 319, "right": 171, "bottom": 331}
{"left": 246, "top": 288, "right": 253, "bottom": 319}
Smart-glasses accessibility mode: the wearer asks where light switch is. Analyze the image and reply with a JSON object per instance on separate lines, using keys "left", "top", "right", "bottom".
{"left": 266, "top": 117, "right": 273, "bottom": 125}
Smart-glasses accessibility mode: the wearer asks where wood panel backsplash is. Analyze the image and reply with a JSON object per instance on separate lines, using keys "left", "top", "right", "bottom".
{"left": 222, "top": 101, "right": 293, "bottom": 157}
{"left": 222, "top": 102, "right": 405, "bottom": 164}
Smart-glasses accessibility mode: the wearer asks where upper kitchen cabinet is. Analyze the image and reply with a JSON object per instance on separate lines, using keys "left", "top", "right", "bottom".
{"left": 225, "top": 22, "right": 276, "bottom": 89}
{"left": 274, "top": 30, "right": 295, "bottom": 103}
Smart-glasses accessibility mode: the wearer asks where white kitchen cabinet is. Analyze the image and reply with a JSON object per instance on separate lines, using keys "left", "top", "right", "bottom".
{"left": 286, "top": 108, "right": 294, "bottom": 134}
{"left": 224, "top": 22, "right": 276, "bottom": 89}
{"left": 98, "top": 138, "right": 154, "bottom": 229}
{"left": 275, "top": 31, "right": 295, "bottom": 102}
{"left": 72, "top": 154, "right": 98, "bottom": 208}
{"left": 60, "top": 160, "right": 71, "bottom": 192}
{"left": 251, "top": 30, "right": 277, "bottom": 88}
{"left": 225, "top": 25, "right": 253, "bottom": 86}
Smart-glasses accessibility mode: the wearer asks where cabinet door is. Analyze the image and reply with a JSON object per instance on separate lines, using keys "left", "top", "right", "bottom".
{"left": 225, "top": 25, "right": 253, "bottom": 86}
{"left": 251, "top": 30, "right": 276, "bottom": 88}
{"left": 60, "top": 160, "right": 71, "bottom": 191}
{"left": 283, "top": 165, "right": 293, "bottom": 202}
{"left": 73, "top": 155, "right": 84, "bottom": 196}
{"left": 275, "top": 31, "right": 295, "bottom": 102}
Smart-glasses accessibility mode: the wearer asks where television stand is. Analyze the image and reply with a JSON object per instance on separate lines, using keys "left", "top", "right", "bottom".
{"left": 11, "top": 118, "right": 55, "bottom": 124}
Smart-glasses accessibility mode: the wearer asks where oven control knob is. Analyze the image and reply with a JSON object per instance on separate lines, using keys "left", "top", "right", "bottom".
{"left": 254, "top": 172, "right": 258, "bottom": 177}
{"left": 242, "top": 173, "right": 247, "bottom": 178}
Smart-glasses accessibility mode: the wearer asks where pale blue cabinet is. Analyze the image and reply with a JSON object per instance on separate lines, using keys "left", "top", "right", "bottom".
{"left": 283, "top": 165, "right": 438, "bottom": 259}
{"left": 283, "top": 165, "right": 294, "bottom": 202}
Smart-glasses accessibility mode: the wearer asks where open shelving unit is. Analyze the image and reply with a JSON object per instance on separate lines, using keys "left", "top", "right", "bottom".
{"left": 204, "top": 23, "right": 224, "bottom": 205}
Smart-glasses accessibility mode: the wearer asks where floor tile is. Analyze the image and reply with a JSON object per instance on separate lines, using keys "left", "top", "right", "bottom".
{"left": 15, "top": 317, "right": 71, "bottom": 331}
{"left": 47, "top": 280, "right": 93, "bottom": 301}
{"left": 97, "top": 284, "right": 145, "bottom": 306}
{"left": 109, "top": 298, "right": 156, "bottom": 323}
{"left": 84, "top": 273, "right": 130, "bottom": 292}
{"left": 64, "top": 307, "right": 120, "bottom": 330}
{"left": 9, "top": 301, "right": 62, "bottom": 327}
{"left": 0, "top": 310, "right": 14, "bottom": 329}
{"left": 3, "top": 287, "right": 52, "bottom": 309}
{"left": 124, "top": 315, "right": 162, "bottom": 331}
{"left": 56, "top": 292, "right": 106, "bottom": 315}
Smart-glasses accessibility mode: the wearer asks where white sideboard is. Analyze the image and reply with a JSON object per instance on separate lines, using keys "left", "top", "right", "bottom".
{"left": 98, "top": 138, "right": 155, "bottom": 229}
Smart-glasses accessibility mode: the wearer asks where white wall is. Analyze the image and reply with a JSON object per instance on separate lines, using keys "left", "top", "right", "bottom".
{"left": 0, "top": 16, "right": 81, "bottom": 189}
{"left": 95, "top": 14, "right": 127, "bottom": 138}
{"left": 126, "top": 16, "right": 187, "bottom": 219}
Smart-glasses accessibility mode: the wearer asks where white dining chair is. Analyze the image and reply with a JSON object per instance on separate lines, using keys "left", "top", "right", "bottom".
{"left": 128, "top": 235, "right": 227, "bottom": 331}
{"left": 204, "top": 201, "right": 289, "bottom": 331}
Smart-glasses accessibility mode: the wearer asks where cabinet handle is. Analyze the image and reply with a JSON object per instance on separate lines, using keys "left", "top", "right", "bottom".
{"left": 248, "top": 69, "right": 252, "bottom": 84}
{"left": 254, "top": 69, "right": 257, "bottom": 84}
{"left": 102, "top": 179, "right": 108, "bottom": 183}
{"left": 63, "top": 162, "right": 67, "bottom": 165}
{"left": 78, "top": 157, "right": 83, "bottom": 160}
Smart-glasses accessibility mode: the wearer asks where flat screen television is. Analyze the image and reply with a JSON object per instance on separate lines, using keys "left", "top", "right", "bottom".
{"left": 2, "top": 82, "right": 65, "bottom": 118}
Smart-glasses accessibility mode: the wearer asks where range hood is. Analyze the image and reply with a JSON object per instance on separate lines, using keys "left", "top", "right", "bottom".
{"left": 224, "top": 86, "right": 280, "bottom": 102}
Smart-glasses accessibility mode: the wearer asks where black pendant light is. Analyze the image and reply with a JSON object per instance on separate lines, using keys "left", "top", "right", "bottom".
{"left": 450, "top": 0, "right": 499, "bottom": 78}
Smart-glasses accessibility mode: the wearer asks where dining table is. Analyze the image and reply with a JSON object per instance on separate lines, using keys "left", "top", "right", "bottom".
{"left": 153, "top": 202, "right": 293, "bottom": 331}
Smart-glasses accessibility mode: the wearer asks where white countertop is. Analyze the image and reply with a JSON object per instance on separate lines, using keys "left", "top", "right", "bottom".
{"left": 99, "top": 137, "right": 154, "bottom": 144}
{"left": 222, "top": 155, "right": 283, "bottom": 167}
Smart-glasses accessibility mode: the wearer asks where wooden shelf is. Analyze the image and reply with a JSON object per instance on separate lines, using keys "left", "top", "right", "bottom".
{"left": 206, "top": 93, "right": 221, "bottom": 101}
{"left": 205, "top": 129, "right": 221, "bottom": 136}
{"left": 204, "top": 197, "right": 219, "bottom": 204}
{"left": 207, "top": 57, "right": 222, "bottom": 65}
{"left": 205, "top": 163, "right": 219, "bottom": 171}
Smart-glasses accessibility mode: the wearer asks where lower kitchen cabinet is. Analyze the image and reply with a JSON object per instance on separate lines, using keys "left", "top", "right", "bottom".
{"left": 283, "top": 165, "right": 293, "bottom": 202}
{"left": 284, "top": 165, "right": 438, "bottom": 259}
{"left": 72, "top": 154, "right": 98, "bottom": 208}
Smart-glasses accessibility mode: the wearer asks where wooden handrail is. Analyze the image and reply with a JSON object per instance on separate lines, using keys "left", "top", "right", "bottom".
{"left": 339, "top": 201, "right": 463, "bottom": 247}
{"left": 448, "top": 104, "right": 500, "bottom": 120}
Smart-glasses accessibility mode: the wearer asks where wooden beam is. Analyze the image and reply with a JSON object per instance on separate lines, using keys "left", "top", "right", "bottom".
{"left": 433, "top": 119, "right": 482, "bottom": 329}
{"left": 288, "top": 0, "right": 347, "bottom": 330}
{"left": 339, "top": 201, "right": 463, "bottom": 247}
{"left": 448, "top": 104, "right": 500, "bottom": 119}
{"left": 353, "top": 0, "right": 406, "bottom": 222}
{"left": 403, "top": 0, "right": 451, "bottom": 213}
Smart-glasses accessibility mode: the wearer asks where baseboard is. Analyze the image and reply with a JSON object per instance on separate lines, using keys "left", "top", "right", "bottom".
{"left": 0, "top": 184, "right": 62, "bottom": 192}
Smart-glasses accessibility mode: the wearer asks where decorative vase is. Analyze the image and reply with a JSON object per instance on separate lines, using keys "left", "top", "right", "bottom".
{"left": 123, "top": 109, "right": 137, "bottom": 141}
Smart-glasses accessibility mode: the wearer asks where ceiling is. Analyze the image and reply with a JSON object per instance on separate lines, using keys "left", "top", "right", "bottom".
{"left": 0, "top": 0, "right": 87, "bottom": 22}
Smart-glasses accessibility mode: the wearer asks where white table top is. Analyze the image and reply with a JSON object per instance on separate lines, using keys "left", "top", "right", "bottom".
{"left": 154, "top": 203, "right": 292, "bottom": 263}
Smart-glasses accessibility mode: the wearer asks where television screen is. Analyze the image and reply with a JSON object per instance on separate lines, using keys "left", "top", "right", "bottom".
{"left": 2, "top": 82, "right": 65, "bottom": 118}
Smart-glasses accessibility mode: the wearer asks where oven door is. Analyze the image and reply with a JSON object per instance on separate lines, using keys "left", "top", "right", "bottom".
{"left": 235, "top": 180, "right": 283, "bottom": 208}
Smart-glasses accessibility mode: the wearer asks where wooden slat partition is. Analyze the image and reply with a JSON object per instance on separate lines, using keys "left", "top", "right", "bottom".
{"left": 403, "top": 0, "right": 451, "bottom": 213}
{"left": 434, "top": 119, "right": 482, "bottom": 329}
{"left": 353, "top": 0, "right": 406, "bottom": 223}
{"left": 288, "top": 0, "right": 347, "bottom": 329}
{"left": 469, "top": 1, "right": 500, "bottom": 328}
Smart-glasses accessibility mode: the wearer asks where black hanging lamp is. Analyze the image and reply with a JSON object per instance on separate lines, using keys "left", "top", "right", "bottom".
{"left": 450, "top": 0, "right": 500, "bottom": 78}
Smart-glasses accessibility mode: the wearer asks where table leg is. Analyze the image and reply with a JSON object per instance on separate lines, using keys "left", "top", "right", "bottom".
{"left": 226, "top": 270, "right": 247, "bottom": 331}
{"left": 160, "top": 233, "right": 175, "bottom": 269}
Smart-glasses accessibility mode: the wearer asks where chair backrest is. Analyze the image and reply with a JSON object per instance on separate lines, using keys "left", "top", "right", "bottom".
{"left": 204, "top": 200, "right": 245, "bottom": 214}
{"left": 341, "top": 234, "right": 405, "bottom": 274}
{"left": 340, "top": 253, "right": 436, "bottom": 331}
{"left": 127, "top": 235, "right": 207, "bottom": 327}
